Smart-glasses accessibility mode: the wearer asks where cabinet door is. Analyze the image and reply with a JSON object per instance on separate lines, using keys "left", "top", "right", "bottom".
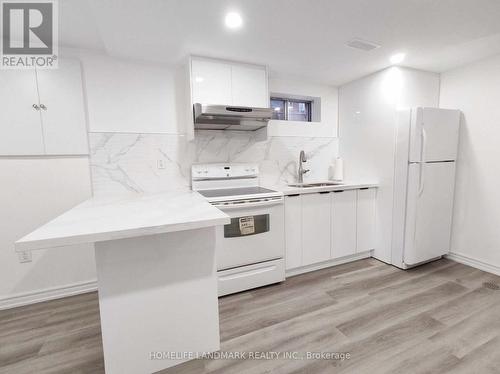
{"left": 36, "top": 59, "right": 88, "bottom": 155}
{"left": 302, "top": 192, "right": 331, "bottom": 266}
{"left": 191, "top": 59, "right": 232, "bottom": 105}
{"left": 284, "top": 195, "right": 302, "bottom": 270}
{"left": 331, "top": 190, "right": 357, "bottom": 259}
{"left": 357, "top": 188, "right": 376, "bottom": 252}
{"left": 0, "top": 69, "right": 44, "bottom": 155}
{"left": 231, "top": 65, "right": 268, "bottom": 107}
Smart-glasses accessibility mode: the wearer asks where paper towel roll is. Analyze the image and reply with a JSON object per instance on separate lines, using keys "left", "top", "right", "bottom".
{"left": 332, "top": 158, "right": 344, "bottom": 181}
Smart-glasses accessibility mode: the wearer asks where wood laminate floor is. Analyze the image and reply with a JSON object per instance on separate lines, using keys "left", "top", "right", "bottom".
{"left": 2, "top": 258, "right": 500, "bottom": 374}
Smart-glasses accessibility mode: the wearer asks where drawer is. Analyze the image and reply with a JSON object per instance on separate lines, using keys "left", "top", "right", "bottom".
{"left": 218, "top": 258, "right": 285, "bottom": 296}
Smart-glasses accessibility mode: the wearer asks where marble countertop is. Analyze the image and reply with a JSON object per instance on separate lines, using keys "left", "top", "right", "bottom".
{"left": 15, "top": 190, "right": 230, "bottom": 252}
{"left": 267, "top": 181, "right": 378, "bottom": 195}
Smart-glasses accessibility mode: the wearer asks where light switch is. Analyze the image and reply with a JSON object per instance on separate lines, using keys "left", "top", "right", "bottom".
{"left": 157, "top": 159, "right": 166, "bottom": 169}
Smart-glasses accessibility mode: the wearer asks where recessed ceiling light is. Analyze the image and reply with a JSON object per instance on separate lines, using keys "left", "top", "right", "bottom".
{"left": 225, "top": 12, "right": 243, "bottom": 29}
{"left": 390, "top": 53, "right": 406, "bottom": 65}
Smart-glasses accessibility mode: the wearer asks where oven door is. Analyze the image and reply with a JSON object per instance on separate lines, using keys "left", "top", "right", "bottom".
{"left": 215, "top": 199, "right": 285, "bottom": 271}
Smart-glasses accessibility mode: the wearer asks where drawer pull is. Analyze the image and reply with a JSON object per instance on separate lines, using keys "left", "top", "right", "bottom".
{"left": 219, "top": 265, "right": 277, "bottom": 281}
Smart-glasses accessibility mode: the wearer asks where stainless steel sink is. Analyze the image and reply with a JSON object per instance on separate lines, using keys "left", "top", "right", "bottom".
{"left": 288, "top": 181, "right": 343, "bottom": 188}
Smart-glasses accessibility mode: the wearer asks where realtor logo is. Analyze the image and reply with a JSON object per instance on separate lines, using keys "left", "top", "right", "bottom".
{"left": 1, "top": 0, "right": 58, "bottom": 69}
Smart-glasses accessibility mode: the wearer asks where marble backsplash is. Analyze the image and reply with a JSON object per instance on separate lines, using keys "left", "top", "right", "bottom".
{"left": 89, "top": 131, "right": 339, "bottom": 196}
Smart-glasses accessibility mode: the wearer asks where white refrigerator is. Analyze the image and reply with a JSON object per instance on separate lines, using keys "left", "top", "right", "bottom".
{"left": 391, "top": 107, "right": 460, "bottom": 269}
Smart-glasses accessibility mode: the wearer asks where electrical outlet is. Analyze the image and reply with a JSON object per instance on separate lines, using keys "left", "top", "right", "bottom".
{"left": 18, "top": 250, "right": 32, "bottom": 263}
{"left": 157, "top": 159, "right": 166, "bottom": 170}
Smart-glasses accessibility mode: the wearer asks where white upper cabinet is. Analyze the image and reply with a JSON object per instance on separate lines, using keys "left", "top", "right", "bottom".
{"left": 331, "top": 190, "right": 357, "bottom": 259}
{"left": 0, "top": 58, "right": 88, "bottom": 156}
{"left": 0, "top": 69, "right": 45, "bottom": 155}
{"left": 191, "top": 59, "right": 232, "bottom": 105}
{"left": 231, "top": 64, "right": 268, "bottom": 107}
{"left": 190, "top": 57, "right": 268, "bottom": 107}
{"left": 37, "top": 59, "right": 89, "bottom": 155}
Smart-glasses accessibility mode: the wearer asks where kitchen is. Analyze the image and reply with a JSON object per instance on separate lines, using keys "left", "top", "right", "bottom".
{"left": 1, "top": 1, "right": 500, "bottom": 373}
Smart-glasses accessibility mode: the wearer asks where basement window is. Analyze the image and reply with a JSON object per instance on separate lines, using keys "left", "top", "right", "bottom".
{"left": 270, "top": 94, "right": 320, "bottom": 122}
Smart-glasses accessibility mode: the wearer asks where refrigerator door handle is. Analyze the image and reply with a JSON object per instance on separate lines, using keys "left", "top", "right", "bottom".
{"left": 418, "top": 162, "right": 426, "bottom": 196}
{"left": 418, "top": 127, "right": 427, "bottom": 196}
{"left": 421, "top": 126, "right": 427, "bottom": 163}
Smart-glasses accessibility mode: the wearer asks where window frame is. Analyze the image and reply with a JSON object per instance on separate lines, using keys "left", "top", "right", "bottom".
{"left": 270, "top": 96, "right": 313, "bottom": 122}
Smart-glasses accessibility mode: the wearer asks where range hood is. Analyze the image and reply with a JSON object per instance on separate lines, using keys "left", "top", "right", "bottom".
{"left": 193, "top": 103, "right": 273, "bottom": 131}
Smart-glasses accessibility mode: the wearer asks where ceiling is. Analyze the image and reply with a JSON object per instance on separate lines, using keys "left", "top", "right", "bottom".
{"left": 60, "top": 0, "right": 500, "bottom": 85}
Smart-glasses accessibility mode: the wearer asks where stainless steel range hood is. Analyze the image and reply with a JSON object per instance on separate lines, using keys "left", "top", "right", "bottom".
{"left": 193, "top": 103, "right": 273, "bottom": 131}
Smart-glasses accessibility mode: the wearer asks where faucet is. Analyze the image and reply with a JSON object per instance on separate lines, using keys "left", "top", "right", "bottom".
{"left": 298, "top": 150, "right": 310, "bottom": 183}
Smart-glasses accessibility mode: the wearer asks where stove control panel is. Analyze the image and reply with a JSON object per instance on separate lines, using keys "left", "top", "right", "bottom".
{"left": 192, "top": 163, "right": 259, "bottom": 180}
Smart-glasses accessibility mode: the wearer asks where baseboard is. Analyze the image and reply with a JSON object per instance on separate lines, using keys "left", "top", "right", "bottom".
{"left": 0, "top": 280, "right": 97, "bottom": 310}
{"left": 445, "top": 252, "right": 500, "bottom": 277}
{"left": 286, "top": 251, "right": 373, "bottom": 277}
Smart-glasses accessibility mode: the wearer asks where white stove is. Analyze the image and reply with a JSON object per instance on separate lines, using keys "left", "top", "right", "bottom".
{"left": 192, "top": 163, "right": 285, "bottom": 296}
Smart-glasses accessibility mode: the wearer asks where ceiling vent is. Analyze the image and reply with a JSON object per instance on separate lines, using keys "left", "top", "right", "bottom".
{"left": 346, "top": 38, "right": 381, "bottom": 51}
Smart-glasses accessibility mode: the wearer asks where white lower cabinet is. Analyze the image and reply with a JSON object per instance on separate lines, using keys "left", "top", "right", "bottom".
{"left": 331, "top": 190, "right": 357, "bottom": 258}
{"left": 357, "top": 188, "right": 377, "bottom": 252}
{"left": 301, "top": 192, "right": 331, "bottom": 266}
{"left": 284, "top": 195, "right": 302, "bottom": 269}
{"left": 284, "top": 187, "right": 377, "bottom": 272}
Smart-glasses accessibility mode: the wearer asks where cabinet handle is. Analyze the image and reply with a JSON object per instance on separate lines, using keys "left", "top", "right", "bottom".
{"left": 287, "top": 194, "right": 300, "bottom": 197}
{"left": 40, "top": 104, "right": 47, "bottom": 110}
{"left": 32, "top": 104, "right": 40, "bottom": 110}
{"left": 333, "top": 190, "right": 345, "bottom": 193}
{"left": 319, "top": 191, "right": 331, "bottom": 194}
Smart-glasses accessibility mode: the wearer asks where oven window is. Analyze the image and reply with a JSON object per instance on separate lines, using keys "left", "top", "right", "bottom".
{"left": 224, "top": 214, "right": 270, "bottom": 238}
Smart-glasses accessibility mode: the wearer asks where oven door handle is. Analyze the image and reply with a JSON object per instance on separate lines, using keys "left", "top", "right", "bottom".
{"left": 215, "top": 199, "right": 283, "bottom": 210}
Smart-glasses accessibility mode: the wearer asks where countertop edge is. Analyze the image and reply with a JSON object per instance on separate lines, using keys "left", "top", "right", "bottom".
{"left": 15, "top": 215, "right": 230, "bottom": 252}
{"left": 266, "top": 182, "right": 379, "bottom": 196}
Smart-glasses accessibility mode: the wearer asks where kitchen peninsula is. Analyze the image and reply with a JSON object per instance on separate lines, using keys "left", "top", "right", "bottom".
{"left": 15, "top": 190, "right": 229, "bottom": 374}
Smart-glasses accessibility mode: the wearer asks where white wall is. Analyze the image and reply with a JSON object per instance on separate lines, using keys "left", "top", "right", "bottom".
{"left": 0, "top": 157, "right": 95, "bottom": 309}
{"left": 440, "top": 54, "right": 500, "bottom": 271}
{"left": 63, "top": 48, "right": 187, "bottom": 134}
{"left": 268, "top": 77, "right": 338, "bottom": 137}
{"left": 339, "top": 67, "right": 440, "bottom": 262}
